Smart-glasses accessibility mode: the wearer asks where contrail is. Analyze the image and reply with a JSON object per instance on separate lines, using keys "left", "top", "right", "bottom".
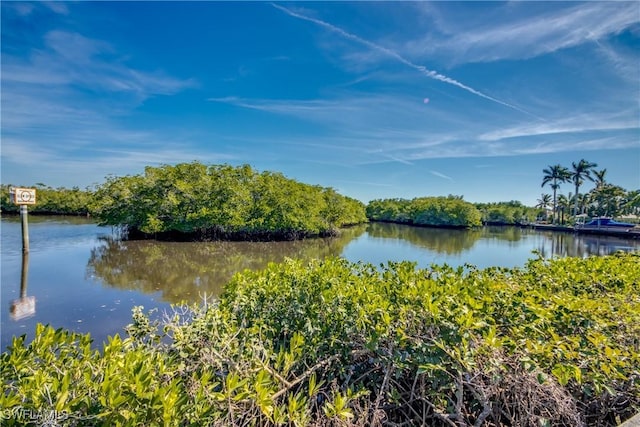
{"left": 430, "top": 170, "right": 454, "bottom": 181}
{"left": 272, "top": 3, "right": 540, "bottom": 119}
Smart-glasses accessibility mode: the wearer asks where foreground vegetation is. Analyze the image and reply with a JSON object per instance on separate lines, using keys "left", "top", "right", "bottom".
{"left": 366, "top": 196, "right": 483, "bottom": 228}
{"left": 90, "top": 162, "right": 367, "bottom": 240}
{"left": 2, "top": 253, "right": 638, "bottom": 426}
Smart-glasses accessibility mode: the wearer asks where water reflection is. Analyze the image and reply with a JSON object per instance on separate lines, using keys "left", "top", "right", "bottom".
{"left": 533, "top": 230, "right": 638, "bottom": 258}
{"left": 9, "top": 254, "right": 36, "bottom": 320}
{"left": 365, "top": 222, "right": 483, "bottom": 254}
{"left": 481, "top": 225, "right": 526, "bottom": 242}
{"left": 366, "top": 222, "right": 638, "bottom": 258}
{"left": 87, "top": 225, "right": 367, "bottom": 304}
{"left": 87, "top": 223, "right": 640, "bottom": 305}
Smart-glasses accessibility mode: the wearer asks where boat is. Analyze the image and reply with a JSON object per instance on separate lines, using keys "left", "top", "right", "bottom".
{"left": 576, "top": 217, "right": 637, "bottom": 232}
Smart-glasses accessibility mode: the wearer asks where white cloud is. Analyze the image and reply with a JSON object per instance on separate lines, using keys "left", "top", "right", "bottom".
{"left": 406, "top": 2, "right": 640, "bottom": 64}
{"left": 208, "top": 91, "right": 638, "bottom": 166}
{"left": 3, "top": 30, "right": 196, "bottom": 103}
{"left": 593, "top": 39, "right": 640, "bottom": 83}
{"left": 44, "top": 2, "right": 69, "bottom": 15}
{"left": 2, "top": 1, "right": 68, "bottom": 17}
{"left": 271, "top": 3, "right": 536, "bottom": 117}
{"left": 1, "top": 135, "right": 234, "bottom": 187}
{"left": 209, "top": 92, "right": 473, "bottom": 133}
{"left": 1, "top": 27, "right": 206, "bottom": 187}
{"left": 9, "top": 2, "right": 36, "bottom": 16}
{"left": 478, "top": 113, "right": 639, "bottom": 142}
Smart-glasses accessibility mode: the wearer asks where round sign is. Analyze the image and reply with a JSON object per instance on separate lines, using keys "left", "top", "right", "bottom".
{"left": 18, "top": 190, "right": 34, "bottom": 203}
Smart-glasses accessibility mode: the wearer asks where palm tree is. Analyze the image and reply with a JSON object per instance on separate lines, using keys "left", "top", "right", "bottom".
{"left": 593, "top": 168, "right": 607, "bottom": 188}
{"left": 557, "top": 194, "right": 570, "bottom": 224}
{"left": 570, "top": 159, "right": 597, "bottom": 217}
{"left": 576, "top": 192, "right": 592, "bottom": 216}
{"left": 623, "top": 190, "right": 640, "bottom": 217}
{"left": 536, "top": 193, "right": 552, "bottom": 221}
{"left": 589, "top": 183, "right": 626, "bottom": 217}
{"left": 541, "top": 164, "right": 571, "bottom": 224}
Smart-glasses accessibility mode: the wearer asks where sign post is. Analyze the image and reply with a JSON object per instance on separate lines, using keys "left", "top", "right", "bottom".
{"left": 21, "top": 205, "right": 30, "bottom": 253}
{"left": 10, "top": 187, "right": 37, "bottom": 254}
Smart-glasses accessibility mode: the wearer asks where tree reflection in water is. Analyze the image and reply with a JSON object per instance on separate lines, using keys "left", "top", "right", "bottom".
{"left": 88, "top": 222, "right": 638, "bottom": 305}
{"left": 365, "top": 222, "right": 484, "bottom": 254}
{"left": 364, "top": 223, "right": 638, "bottom": 258}
{"left": 87, "top": 225, "right": 366, "bottom": 304}
{"left": 534, "top": 230, "right": 636, "bottom": 259}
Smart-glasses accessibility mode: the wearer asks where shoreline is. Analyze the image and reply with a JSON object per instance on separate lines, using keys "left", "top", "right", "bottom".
{"left": 526, "top": 223, "right": 640, "bottom": 239}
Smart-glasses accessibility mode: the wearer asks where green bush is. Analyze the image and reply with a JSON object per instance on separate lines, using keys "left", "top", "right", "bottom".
{"left": 2, "top": 253, "right": 639, "bottom": 425}
{"left": 475, "top": 201, "right": 538, "bottom": 225}
{"left": 1, "top": 184, "right": 93, "bottom": 215}
{"left": 90, "top": 162, "right": 367, "bottom": 240}
{"left": 367, "top": 196, "right": 482, "bottom": 228}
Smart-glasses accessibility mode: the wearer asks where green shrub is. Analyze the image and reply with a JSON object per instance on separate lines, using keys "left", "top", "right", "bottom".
{"left": 2, "top": 253, "right": 639, "bottom": 425}
{"left": 90, "top": 162, "right": 367, "bottom": 240}
{"left": 475, "top": 201, "right": 538, "bottom": 225}
{"left": 367, "top": 196, "right": 482, "bottom": 228}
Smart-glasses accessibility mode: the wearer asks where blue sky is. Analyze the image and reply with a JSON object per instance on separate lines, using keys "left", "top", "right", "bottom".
{"left": 1, "top": 1, "right": 639, "bottom": 206}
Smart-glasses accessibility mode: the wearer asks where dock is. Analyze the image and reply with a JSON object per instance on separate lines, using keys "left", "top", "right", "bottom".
{"left": 526, "top": 223, "right": 640, "bottom": 239}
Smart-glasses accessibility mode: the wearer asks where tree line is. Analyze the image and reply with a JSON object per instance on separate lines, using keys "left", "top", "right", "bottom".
{"left": 3, "top": 163, "right": 368, "bottom": 240}
{"left": 473, "top": 200, "right": 540, "bottom": 225}
{"left": 367, "top": 198, "right": 544, "bottom": 227}
{"left": 2, "top": 159, "right": 637, "bottom": 234}
{"left": 0, "top": 184, "right": 93, "bottom": 215}
{"left": 2, "top": 169, "right": 508, "bottom": 232}
{"left": 540, "top": 159, "right": 639, "bottom": 224}
{"left": 366, "top": 196, "right": 483, "bottom": 228}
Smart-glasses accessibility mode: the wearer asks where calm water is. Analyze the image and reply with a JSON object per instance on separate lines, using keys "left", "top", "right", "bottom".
{"left": 2, "top": 216, "right": 638, "bottom": 350}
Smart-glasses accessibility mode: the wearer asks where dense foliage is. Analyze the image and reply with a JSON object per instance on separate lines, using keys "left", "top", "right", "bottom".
{"left": 366, "top": 196, "right": 482, "bottom": 228}
{"left": 540, "top": 160, "right": 640, "bottom": 224}
{"left": 474, "top": 201, "right": 539, "bottom": 225}
{"left": 90, "top": 162, "right": 367, "bottom": 240}
{"left": 0, "top": 184, "right": 93, "bottom": 215}
{"left": 585, "top": 186, "right": 639, "bottom": 220}
{"left": 2, "top": 253, "right": 638, "bottom": 426}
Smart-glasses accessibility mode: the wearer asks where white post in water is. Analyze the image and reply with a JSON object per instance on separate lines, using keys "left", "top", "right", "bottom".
{"left": 21, "top": 205, "right": 30, "bottom": 253}
{"left": 10, "top": 187, "right": 37, "bottom": 254}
